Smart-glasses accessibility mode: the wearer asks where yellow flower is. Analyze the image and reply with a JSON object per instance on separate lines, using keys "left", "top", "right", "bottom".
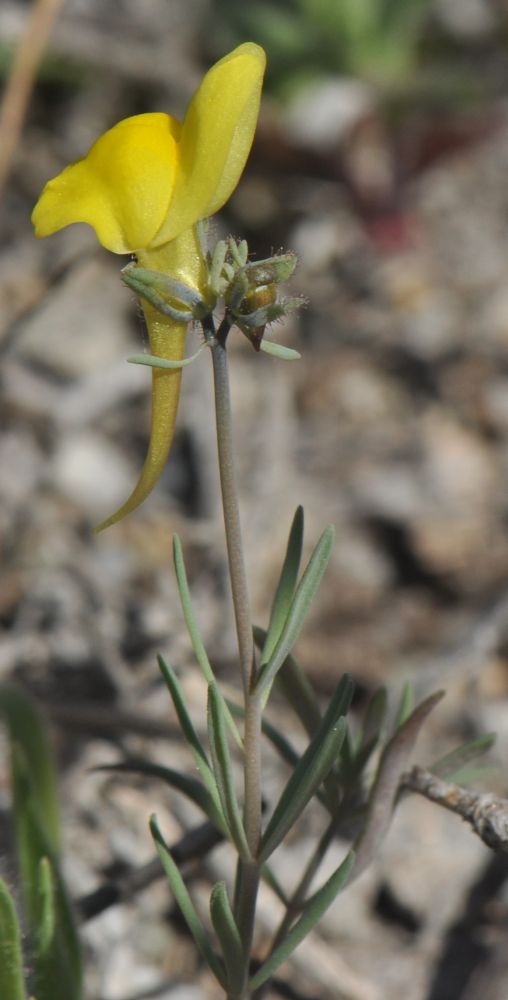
{"left": 32, "top": 43, "right": 266, "bottom": 529}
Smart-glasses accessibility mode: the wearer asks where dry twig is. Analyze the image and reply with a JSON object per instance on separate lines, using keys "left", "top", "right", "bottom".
{"left": 0, "top": 0, "right": 65, "bottom": 199}
{"left": 403, "top": 766, "right": 508, "bottom": 854}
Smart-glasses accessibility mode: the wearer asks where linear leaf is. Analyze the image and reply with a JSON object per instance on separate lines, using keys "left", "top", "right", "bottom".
{"left": 352, "top": 691, "right": 444, "bottom": 881}
{"left": 0, "top": 878, "right": 27, "bottom": 1000}
{"left": 393, "top": 681, "right": 414, "bottom": 732}
{"left": 261, "top": 864, "right": 289, "bottom": 906}
{"left": 0, "top": 684, "right": 60, "bottom": 852}
{"left": 259, "top": 713, "right": 348, "bottom": 863}
{"left": 429, "top": 733, "right": 497, "bottom": 783}
{"left": 256, "top": 526, "right": 335, "bottom": 700}
{"left": 249, "top": 850, "right": 355, "bottom": 990}
{"left": 150, "top": 816, "right": 226, "bottom": 987}
{"left": 157, "top": 655, "right": 225, "bottom": 824}
{"left": 262, "top": 507, "right": 304, "bottom": 664}
{"left": 209, "top": 882, "right": 244, "bottom": 994}
{"left": 173, "top": 536, "right": 242, "bottom": 749}
{"left": 207, "top": 685, "right": 251, "bottom": 859}
{"left": 96, "top": 759, "right": 226, "bottom": 831}
{"left": 254, "top": 629, "right": 323, "bottom": 740}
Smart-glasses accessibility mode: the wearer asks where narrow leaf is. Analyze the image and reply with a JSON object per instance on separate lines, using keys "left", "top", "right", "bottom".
{"left": 157, "top": 656, "right": 225, "bottom": 824}
{"left": 352, "top": 691, "right": 445, "bottom": 881}
{"left": 429, "top": 733, "right": 497, "bottom": 783}
{"left": 256, "top": 526, "right": 335, "bottom": 700}
{"left": 173, "top": 536, "right": 242, "bottom": 749}
{"left": 209, "top": 882, "right": 244, "bottom": 994}
{"left": 249, "top": 851, "right": 355, "bottom": 990}
{"left": 127, "top": 349, "right": 203, "bottom": 370}
{"left": 261, "top": 864, "right": 289, "bottom": 906}
{"left": 259, "top": 709, "right": 348, "bottom": 862}
{"left": 259, "top": 341, "right": 301, "bottom": 361}
{"left": 150, "top": 816, "right": 226, "bottom": 987}
{"left": 96, "top": 759, "right": 226, "bottom": 831}
{"left": 393, "top": 681, "right": 414, "bottom": 732}
{"left": 262, "top": 506, "right": 304, "bottom": 664}
{"left": 207, "top": 685, "right": 251, "bottom": 859}
{"left": 0, "top": 878, "right": 27, "bottom": 1000}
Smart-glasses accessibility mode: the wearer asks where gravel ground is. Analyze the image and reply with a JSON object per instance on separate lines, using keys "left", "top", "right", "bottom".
{"left": 1, "top": 2, "right": 508, "bottom": 999}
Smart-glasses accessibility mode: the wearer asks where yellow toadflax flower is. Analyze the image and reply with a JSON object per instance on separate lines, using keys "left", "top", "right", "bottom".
{"left": 32, "top": 43, "right": 266, "bottom": 529}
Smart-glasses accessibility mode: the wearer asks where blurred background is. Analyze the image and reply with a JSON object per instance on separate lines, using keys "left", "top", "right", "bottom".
{"left": 2, "top": 1, "right": 508, "bottom": 998}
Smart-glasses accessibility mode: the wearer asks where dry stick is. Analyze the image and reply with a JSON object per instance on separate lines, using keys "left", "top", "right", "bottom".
{"left": 0, "top": 0, "right": 65, "bottom": 199}
{"left": 403, "top": 766, "right": 508, "bottom": 854}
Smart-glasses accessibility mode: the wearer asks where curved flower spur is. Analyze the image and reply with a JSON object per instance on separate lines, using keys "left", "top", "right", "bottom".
{"left": 32, "top": 44, "right": 266, "bottom": 529}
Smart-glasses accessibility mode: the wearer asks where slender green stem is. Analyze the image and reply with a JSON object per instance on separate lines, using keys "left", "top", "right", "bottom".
{"left": 210, "top": 333, "right": 254, "bottom": 696}
{"left": 208, "top": 320, "right": 263, "bottom": 995}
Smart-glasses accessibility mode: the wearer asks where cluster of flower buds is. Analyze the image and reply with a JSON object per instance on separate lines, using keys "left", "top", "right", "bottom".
{"left": 122, "top": 234, "right": 305, "bottom": 360}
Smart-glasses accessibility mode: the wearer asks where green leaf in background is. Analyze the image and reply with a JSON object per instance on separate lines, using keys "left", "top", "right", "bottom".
{"left": 150, "top": 815, "right": 226, "bottom": 988}
{"left": 259, "top": 677, "right": 351, "bottom": 862}
{"left": 256, "top": 525, "right": 335, "bottom": 701}
{"left": 0, "top": 684, "right": 60, "bottom": 852}
{"left": 207, "top": 684, "right": 251, "bottom": 859}
{"left": 157, "top": 655, "right": 226, "bottom": 825}
{"left": 209, "top": 881, "right": 244, "bottom": 995}
{"left": 261, "top": 864, "right": 290, "bottom": 907}
{"left": 249, "top": 850, "right": 355, "bottom": 990}
{"left": 262, "top": 506, "right": 304, "bottom": 664}
{"left": 0, "top": 878, "right": 27, "bottom": 1000}
{"left": 95, "top": 759, "right": 226, "bottom": 831}
{"left": 227, "top": 696, "right": 301, "bottom": 770}
{"left": 173, "top": 535, "right": 242, "bottom": 749}
{"left": 9, "top": 746, "right": 83, "bottom": 1000}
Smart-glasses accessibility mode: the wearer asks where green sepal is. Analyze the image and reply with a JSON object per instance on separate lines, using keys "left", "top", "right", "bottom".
{"left": 95, "top": 759, "right": 226, "bottom": 831}
{"left": 207, "top": 685, "right": 251, "bottom": 860}
{"left": 208, "top": 239, "right": 229, "bottom": 296}
{"left": 260, "top": 341, "right": 301, "bottom": 360}
{"left": 245, "top": 253, "right": 297, "bottom": 285}
{"left": 259, "top": 678, "right": 351, "bottom": 862}
{"left": 209, "top": 882, "right": 244, "bottom": 994}
{"left": 0, "top": 878, "right": 27, "bottom": 1000}
{"left": 157, "top": 655, "right": 226, "bottom": 827}
{"left": 127, "top": 348, "right": 204, "bottom": 370}
{"left": 173, "top": 536, "right": 242, "bottom": 749}
{"left": 256, "top": 525, "right": 335, "bottom": 701}
{"left": 249, "top": 851, "right": 355, "bottom": 990}
{"left": 150, "top": 816, "right": 226, "bottom": 988}
{"left": 0, "top": 684, "right": 60, "bottom": 853}
{"left": 228, "top": 237, "right": 249, "bottom": 268}
{"left": 122, "top": 265, "right": 208, "bottom": 318}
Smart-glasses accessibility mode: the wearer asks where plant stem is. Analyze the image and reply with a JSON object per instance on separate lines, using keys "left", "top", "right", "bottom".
{"left": 210, "top": 333, "right": 254, "bottom": 696}
{"left": 209, "top": 326, "right": 263, "bottom": 994}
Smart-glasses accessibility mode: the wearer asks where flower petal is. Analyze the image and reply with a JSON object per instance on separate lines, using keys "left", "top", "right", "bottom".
{"left": 32, "top": 114, "right": 181, "bottom": 253}
{"left": 153, "top": 43, "right": 266, "bottom": 246}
